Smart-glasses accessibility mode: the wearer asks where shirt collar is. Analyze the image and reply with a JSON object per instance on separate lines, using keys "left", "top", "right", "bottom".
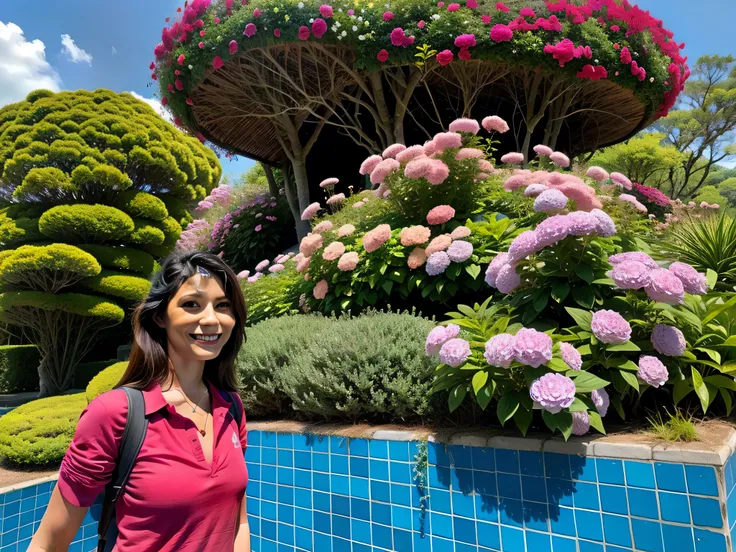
{"left": 142, "top": 380, "right": 227, "bottom": 416}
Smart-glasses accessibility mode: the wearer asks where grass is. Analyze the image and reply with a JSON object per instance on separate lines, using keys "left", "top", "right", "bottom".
{"left": 647, "top": 409, "right": 699, "bottom": 442}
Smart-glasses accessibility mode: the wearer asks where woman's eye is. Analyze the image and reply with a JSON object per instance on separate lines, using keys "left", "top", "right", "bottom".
{"left": 183, "top": 301, "right": 199, "bottom": 308}
{"left": 218, "top": 302, "right": 232, "bottom": 308}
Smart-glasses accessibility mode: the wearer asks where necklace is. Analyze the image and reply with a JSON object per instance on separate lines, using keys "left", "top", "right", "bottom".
{"left": 174, "top": 387, "right": 210, "bottom": 436}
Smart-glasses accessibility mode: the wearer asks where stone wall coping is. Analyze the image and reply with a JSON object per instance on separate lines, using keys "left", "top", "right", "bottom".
{"left": 0, "top": 474, "right": 58, "bottom": 497}
{"left": 248, "top": 419, "right": 736, "bottom": 467}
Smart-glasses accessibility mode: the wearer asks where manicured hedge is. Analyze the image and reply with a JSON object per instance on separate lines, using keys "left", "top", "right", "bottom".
{"left": 0, "top": 344, "right": 40, "bottom": 393}
{"left": 76, "top": 244, "right": 160, "bottom": 275}
{"left": 114, "top": 189, "right": 168, "bottom": 221}
{"left": 85, "top": 361, "right": 127, "bottom": 402}
{"left": 38, "top": 204, "right": 134, "bottom": 243}
{"left": 80, "top": 270, "right": 152, "bottom": 301}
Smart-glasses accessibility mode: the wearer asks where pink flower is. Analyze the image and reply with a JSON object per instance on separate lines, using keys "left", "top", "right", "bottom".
{"left": 274, "top": 29, "right": 281, "bottom": 38}
{"left": 567, "top": 211, "right": 599, "bottom": 236}
{"left": 426, "top": 160, "right": 451, "bottom": 185}
{"left": 396, "top": 145, "right": 426, "bottom": 163}
{"left": 359, "top": 154, "right": 383, "bottom": 175}
{"left": 426, "top": 325, "right": 461, "bottom": 356}
{"left": 338, "top": 251, "right": 360, "bottom": 271}
{"left": 533, "top": 145, "right": 554, "bottom": 157}
{"left": 591, "top": 206, "right": 617, "bottom": 236}
{"left": 549, "top": 151, "right": 570, "bottom": 168}
{"left": 418, "top": 20, "right": 426, "bottom": 29}
{"left": 323, "top": 241, "right": 346, "bottom": 261}
{"left": 319, "top": 4, "right": 333, "bottom": 18}
{"left": 572, "top": 411, "right": 590, "bottom": 436}
{"left": 312, "top": 18, "right": 327, "bottom": 38}
{"left": 484, "top": 333, "right": 516, "bottom": 368}
{"left": 198, "top": 42, "right": 205, "bottom": 48}
{"left": 451, "top": 226, "right": 472, "bottom": 239}
{"left": 485, "top": 253, "right": 509, "bottom": 287}
{"left": 296, "top": 255, "right": 311, "bottom": 273}
{"left": 439, "top": 338, "right": 471, "bottom": 367}
{"left": 507, "top": 230, "right": 541, "bottom": 262}
{"left": 495, "top": 2, "right": 509, "bottom": 12}
{"left": 383, "top": 144, "right": 407, "bottom": 159}
{"left": 237, "top": 270, "right": 250, "bottom": 279}
{"left": 383, "top": 11, "right": 394, "bottom": 21}
{"left": 337, "top": 224, "right": 355, "bottom": 237}
{"left": 520, "top": 7, "right": 536, "bottom": 17}
{"left": 244, "top": 23, "right": 257, "bottom": 37}
{"left": 424, "top": 235, "right": 451, "bottom": 257}
{"left": 327, "top": 193, "right": 346, "bottom": 205}
{"left": 427, "top": 251, "right": 452, "bottom": 276}
{"left": 651, "top": 324, "right": 687, "bottom": 357}
{"left": 646, "top": 268, "right": 685, "bottom": 304}
{"left": 301, "top": 202, "right": 322, "bottom": 220}
{"left": 300, "top": 233, "right": 324, "bottom": 256}
{"left": 490, "top": 24, "right": 513, "bottom": 42}
{"left": 320, "top": 177, "right": 340, "bottom": 188}
{"left": 591, "top": 310, "right": 631, "bottom": 344}
{"left": 495, "top": 263, "right": 521, "bottom": 293}
{"left": 255, "top": 260, "right": 270, "bottom": 272}
{"left": 313, "top": 279, "right": 329, "bottom": 300}
{"left": 253, "top": 8, "right": 261, "bottom": 17}
{"left": 560, "top": 343, "right": 582, "bottom": 371}
{"left": 455, "top": 148, "right": 485, "bottom": 161}
{"left": 229, "top": 40, "right": 239, "bottom": 54}
{"left": 298, "top": 26, "right": 310, "bottom": 40}
{"left": 669, "top": 262, "right": 707, "bottom": 294}
{"left": 458, "top": 48, "right": 471, "bottom": 61}
{"left": 255, "top": 224, "right": 263, "bottom": 232}
{"left": 401, "top": 225, "right": 432, "bottom": 246}
{"left": 433, "top": 132, "right": 462, "bottom": 150}
{"left": 535, "top": 215, "right": 570, "bottom": 247}
{"left": 620, "top": 47, "right": 632, "bottom": 64}
{"left": 610, "top": 172, "right": 633, "bottom": 190}
{"left": 482, "top": 116, "right": 509, "bottom": 133}
{"left": 514, "top": 328, "right": 553, "bottom": 368}
{"left": 177, "top": 54, "right": 186, "bottom": 65}
{"left": 448, "top": 3, "right": 460, "bottom": 11}
{"left": 436, "top": 50, "right": 454, "bottom": 66}
{"left": 501, "top": 152, "right": 525, "bottom": 165}
{"left": 577, "top": 65, "right": 608, "bottom": 81}
{"left": 530, "top": 373, "right": 576, "bottom": 413}
{"left": 637, "top": 356, "right": 669, "bottom": 388}
{"left": 404, "top": 247, "right": 427, "bottom": 270}
{"left": 370, "top": 158, "right": 400, "bottom": 184}
{"left": 313, "top": 220, "right": 333, "bottom": 234}
{"left": 481, "top": 14, "right": 492, "bottom": 24}
{"left": 348, "top": 9, "right": 355, "bottom": 15}
{"left": 269, "top": 263, "right": 285, "bottom": 273}
{"left": 524, "top": 184, "right": 548, "bottom": 197}
{"left": 612, "top": 261, "right": 651, "bottom": 290}
{"left": 586, "top": 166, "right": 609, "bottom": 181}
{"left": 534, "top": 189, "right": 568, "bottom": 213}
{"left": 467, "top": 0, "right": 478, "bottom": 8}
{"left": 447, "top": 240, "right": 473, "bottom": 262}
{"left": 449, "top": 118, "right": 480, "bottom": 134}
{"left": 175, "top": 79, "right": 184, "bottom": 91}
{"left": 213, "top": 56, "right": 224, "bottom": 70}
{"left": 363, "top": 224, "right": 392, "bottom": 252}
{"left": 543, "top": 39, "right": 580, "bottom": 67}
{"left": 592, "top": 388, "right": 609, "bottom": 417}
{"left": 427, "top": 205, "right": 456, "bottom": 225}
{"left": 390, "top": 28, "right": 415, "bottom": 48}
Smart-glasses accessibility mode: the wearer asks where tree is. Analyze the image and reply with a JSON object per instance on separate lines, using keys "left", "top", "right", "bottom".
{"left": 716, "top": 177, "right": 736, "bottom": 207}
{"left": 0, "top": 89, "right": 221, "bottom": 396}
{"left": 590, "top": 133, "right": 684, "bottom": 187}
{"left": 655, "top": 55, "right": 736, "bottom": 198}
{"left": 692, "top": 186, "right": 723, "bottom": 206}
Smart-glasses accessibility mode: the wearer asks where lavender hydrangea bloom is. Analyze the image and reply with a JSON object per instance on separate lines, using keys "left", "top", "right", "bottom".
{"left": 535, "top": 215, "right": 570, "bottom": 247}
{"left": 524, "top": 183, "right": 548, "bottom": 197}
{"left": 591, "top": 388, "right": 609, "bottom": 417}
{"left": 485, "top": 253, "right": 509, "bottom": 287}
{"left": 534, "top": 189, "right": 568, "bottom": 212}
{"left": 507, "top": 231, "right": 541, "bottom": 262}
{"left": 440, "top": 338, "right": 472, "bottom": 367}
{"left": 426, "top": 251, "right": 452, "bottom": 276}
{"left": 255, "top": 259, "right": 270, "bottom": 272}
{"left": 591, "top": 310, "right": 631, "bottom": 344}
{"left": 567, "top": 211, "right": 599, "bottom": 236}
{"left": 646, "top": 268, "right": 685, "bottom": 305}
{"left": 560, "top": 342, "right": 582, "bottom": 371}
{"left": 426, "top": 324, "right": 460, "bottom": 355}
{"left": 669, "top": 262, "right": 708, "bottom": 294}
{"left": 496, "top": 263, "right": 521, "bottom": 294}
{"left": 447, "top": 240, "right": 474, "bottom": 262}
{"left": 484, "top": 333, "right": 517, "bottom": 368}
{"left": 611, "top": 260, "right": 651, "bottom": 290}
{"left": 514, "top": 328, "right": 553, "bottom": 368}
{"left": 651, "top": 324, "right": 686, "bottom": 357}
{"left": 529, "top": 373, "right": 576, "bottom": 414}
{"left": 637, "top": 355, "right": 669, "bottom": 388}
{"left": 590, "top": 209, "right": 617, "bottom": 237}
{"left": 572, "top": 411, "right": 590, "bottom": 436}
{"left": 608, "top": 252, "right": 658, "bottom": 270}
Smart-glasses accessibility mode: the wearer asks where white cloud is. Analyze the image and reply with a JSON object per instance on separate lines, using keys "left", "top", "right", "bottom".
{"left": 112, "top": 46, "right": 117, "bottom": 55}
{"left": 60, "top": 33, "right": 92, "bottom": 65}
{"left": 0, "top": 21, "right": 61, "bottom": 107}
{"left": 129, "top": 92, "right": 173, "bottom": 124}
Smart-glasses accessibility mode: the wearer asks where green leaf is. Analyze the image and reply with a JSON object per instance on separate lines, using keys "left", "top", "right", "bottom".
{"left": 476, "top": 381, "right": 495, "bottom": 410}
{"left": 587, "top": 410, "right": 606, "bottom": 435}
{"left": 611, "top": 395, "right": 626, "bottom": 420}
{"left": 513, "top": 407, "right": 532, "bottom": 436}
{"left": 572, "top": 286, "right": 596, "bottom": 309}
{"left": 571, "top": 372, "right": 610, "bottom": 393}
{"left": 465, "top": 264, "right": 481, "bottom": 280}
{"left": 703, "top": 295, "right": 736, "bottom": 324}
{"left": 533, "top": 292, "right": 549, "bottom": 313}
{"left": 568, "top": 398, "right": 588, "bottom": 412}
{"left": 542, "top": 410, "right": 573, "bottom": 440}
{"left": 565, "top": 308, "right": 592, "bottom": 331}
{"left": 691, "top": 370, "right": 710, "bottom": 413}
{"left": 706, "top": 269, "right": 718, "bottom": 291}
{"left": 606, "top": 342, "right": 641, "bottom": 352}
{"left": 472, "top": 371, "right": 489, "bottom": 395}
{"left": 574, "top": 264, "right": 595, "bottom": 284}
{"left": 448, "top": 384, "right": 467, "bottom": 412}
{"left": 547, "top": 358, "right": 571, "bottom": 372}
{"left": 619, "top": 370, "right": 640, "bottom": 392}
{"left": 496, "top": 393, "right": 520, "bottom": 425}
{"left": 672, "top": 378, "right": 693, "bottom": 405}
{"left": 696, "top": 348, "right": 722, "bottom": 365}
{"left": 551, "top": 281, "right": 570, "bottom": 303}
{"left": 381, "top": 280, "right": 394, "bottom": 294}
{"left": 704, "top": 375, "right": 736, "bottom": 391}
{"left": 720, "top": 388, "right": 733, "bottom": 416}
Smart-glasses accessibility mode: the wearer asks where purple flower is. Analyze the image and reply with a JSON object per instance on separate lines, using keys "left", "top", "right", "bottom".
{"left": 255, "top": 259, "right": 270, "bottom": 272}
{"left": 507, "top": 231, "right": 541, "bottom": 262}
{"left": 484, "top": 333, "right": 516, "bottom": 368}
{"left": 591, "top": 310, "right": 631, "bottom": 344}
{"left": 590, "top": 209, "right": 616, "bottom": 237}
{"left": 637, "top": 356, "right": 669, "bottom": 388}
{"left": 535, "top": 215, "right": 570, "bottom": 247}
{"left": 612, "top": 261, "right": 651, "bottom": 290}
{"left": 530, "top": 373, "right": 576, "bottom": 414}
{"left": 426, "top": 251, "right": 452, "bottom": 276}
{"left": 646, "top": 269, "right": 685, "bottom": 304}
{"left": 572, "top": 411, "right": 590, "bottom": 436}
{"left": 651, "top": 324, "right": 686, "bottom": 357}
{"left": 560, "top": 342, "right": 582, "bottom": 371}
{"left": 524, "top": 183, "right": 549, "bottom": 197}
{"left": 447, "top": 240, "right": 474, "bottom": 262}
{"left": 440, "top": 338, "right": 472, "bottom": 367}
{"left": 255, "top": 224, "right": 263, "bottom": 232}
{"left": 485, "top": 253, "right": 509, "bottom": 287}
{"left": 514, "top": 328, "right": 553, "bottom": 368}
{"left": 534, "top": 189, "right": 568, "bottom": 212}
{"left": 426, "top": 325, "right": 461, "bottom": 355}
{"left": 496, "top": 263, "right": 521, "bottom": 294}
{"left": 567, "top": 211, "right": 599, "bottom": 236}
{"left": 608, "top": 251, "right": 659, "bottom": 270}
{"left": 669, "top": 262, "right": 708, "bottom": 294}
{"left": 591, "top": 388, "right": 609, "bottom": 417}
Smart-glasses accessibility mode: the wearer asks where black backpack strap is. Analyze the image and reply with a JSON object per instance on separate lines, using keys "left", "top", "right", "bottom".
{"left": 97, "top": 387, "right": 149, "bottom": 552}
{"left": 224, "top": 391, "right": 243, "bottom": 429}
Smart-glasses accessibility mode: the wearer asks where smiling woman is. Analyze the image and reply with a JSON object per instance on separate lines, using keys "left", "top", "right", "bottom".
{"left": 27, "top": 251, "right": 252, "bottom": 552}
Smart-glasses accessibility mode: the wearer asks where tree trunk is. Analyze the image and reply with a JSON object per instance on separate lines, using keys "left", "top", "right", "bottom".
{"left": 282, "top": 163, "right": 310, "bottom": 240}
{"left": 262, "top": 162, "right": 280, "bottom": 198}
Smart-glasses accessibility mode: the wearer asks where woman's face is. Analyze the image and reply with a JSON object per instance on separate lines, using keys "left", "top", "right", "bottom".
{"left": 156, "top": 272, "right": 236, "bottom": 362}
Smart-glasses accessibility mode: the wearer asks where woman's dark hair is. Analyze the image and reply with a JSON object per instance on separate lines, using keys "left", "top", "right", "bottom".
{"left": 118, "top": 251, "right": 247, "bottom": 392}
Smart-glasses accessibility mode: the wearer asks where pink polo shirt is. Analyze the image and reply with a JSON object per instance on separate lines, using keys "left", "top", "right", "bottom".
{"left": 58, "top": 382, "right": 248, "bottom": 552}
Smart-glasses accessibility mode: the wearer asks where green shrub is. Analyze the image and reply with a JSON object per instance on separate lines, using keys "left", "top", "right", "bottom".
{"left": 0, "top": 393, "right": 87, "bottom": 466}
{"left": 86, "top": 361, "right": 127, "bottom": 402}
{"left": 14, "top": 167, "right": 75, "bottom": 201}
{"left": 39, "top": 204, "right": 134, "bottom": 243}
{"left": 0, "top": 291, "right": 125, "bottom": 323}
{"left": 154, "top": 216, "right": 183, "bottom": 248}
{"left": 278, "top": 311, "right": 439, "bottom": 421}
{"left": 114, "top": 190, "right": 168, "bottom": 221}
{"left": 75, "top": 359, "right": 117, "bottom": 389}
{"left": 0, "top": 244, "right": 100, "bottom": 289}
{"left": 80, "top": 270, "right": 152, "bottom": 301}
{"left": 0, "top": 213, "right": 42, "bottom": 248}
{"left": 242, "top": 264, "right": 304, "bottom": 326}
{"left": 0, "top": 344, "right": 40, "bottom": 393}
{"left": 76, "top": 244, "right": 159, "bottom": 274}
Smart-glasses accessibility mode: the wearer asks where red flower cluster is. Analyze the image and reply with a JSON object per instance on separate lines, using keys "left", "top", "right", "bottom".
{"left": 543, "top": 39, "right": 591, "bottom": 68}
{"left": 508, "top": 14, "right": 562, "bottom": 32}
{"left": 390, "top": 28, "right": 415, "bottom": 47}
{"left": 576, "top": 64, "right": 608, "bottom": 81}
{"left": 633, "top": 183, "right": 670, "bottom": 207}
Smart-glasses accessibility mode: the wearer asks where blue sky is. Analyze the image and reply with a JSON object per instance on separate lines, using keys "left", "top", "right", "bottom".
{"left": 1, "top": 0, "right": 734, "bottom": 176}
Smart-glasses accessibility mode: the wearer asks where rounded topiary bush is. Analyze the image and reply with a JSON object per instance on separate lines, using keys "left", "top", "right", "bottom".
{"left": 77, "top": 244, "right": 160, "bottom": 275}
{"left": 85, "top": 361, "right": 127, "bottom": 402}
{"left": 114, "top": 190, "right": 168, "bottom": 221}
{"left": 0, "top": 393, "right": 87, "bottom": 466}
{"left": 80, "top": 270, "right": 152, "bottom": 301}
{"left": 38, "top": 204, "right": 134, "bottom": 243}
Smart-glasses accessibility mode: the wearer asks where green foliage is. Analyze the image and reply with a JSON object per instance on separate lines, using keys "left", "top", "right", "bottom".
{"left": 242, "top": 264, "right": 303, "bottom": 326}
{"left": 315, "top": 191, "right": 408, "bottom": 234}
{"left": 38, "top": 204, "right": 134, "bottom": 243}
{"left": 0, "top": 244, "right": 100, "bottom": 290}
{"left": 0, "top": 291, "right": 125, "bottom": 323}
{"left": 85, "top": 361, "right": 127, "bottom": 402}
{"left": 692, "top": 186, "right": 724, "bottom": 206}
{"left": 0, "top": 344, "right": 40, "bottom": 393}
{"left": 128, "top": 218, "right": 165, "bottom": 246}
{"left": 0, "top": 393, "right": 87, "bottom": 466}
{"left": 76, "top": 244, "right": 160, "bottom": 275}
{"left": 0, "top": 212, "right": 42, "bottom": 248}
{"left": 114, "top": 190, "right": 168, "bottom": 221}
{"left": 14, "top": 167, "right": 76, "bottom": 202}
{"left": 80, "top": 270, "right": 152, "bottom": 301}
{"left": 648, "top": 409, "right": 698, "bottom": 442}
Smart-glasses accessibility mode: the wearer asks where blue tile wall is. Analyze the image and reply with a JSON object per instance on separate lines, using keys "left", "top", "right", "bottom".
{"left": 1, "top": 435, "right": 733, "bottom": 552}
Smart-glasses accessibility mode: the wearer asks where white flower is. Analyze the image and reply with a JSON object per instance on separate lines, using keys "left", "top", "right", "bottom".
{"left": 298, "top": 1, "right": 304, "bottom": 7}
{"left": 309, "top": 18, "right": 314, "bottom": 23}
{"left": 338, "top": 35, "right": 343, "bottom": 40}
{"left": 338, "top": 7, "right": 343, "bottom": 11}
{"left": 650, "top": 77, "right": 655, "bottom": 83}
{"left": 359, "top": 34, "right": 366, "bottom": 40}
{"left": 364, "top": 20, "right": 370, "bottom": 26}
{"left": 332, "top": 25, "right": 338, "bottom": 31}
{"left": 358, "top": 16, "right": 363, "bottom": 21}
{"left": 341, "top": 30, "right": 347, "bottom": 36}
{"left": 595, "top": 59, "right": 599, "bottom": 63}
{"left": 352, "top": 25, "right": 358, "bottom": 31}
{"left": 432, "top": 13, "right": 441, "bottom": 20}
{"left": 188, "top": 65, "right": 193, "bottom": 70}
{"left": 334, "top": 21, "right": 341, "bottom": 28}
